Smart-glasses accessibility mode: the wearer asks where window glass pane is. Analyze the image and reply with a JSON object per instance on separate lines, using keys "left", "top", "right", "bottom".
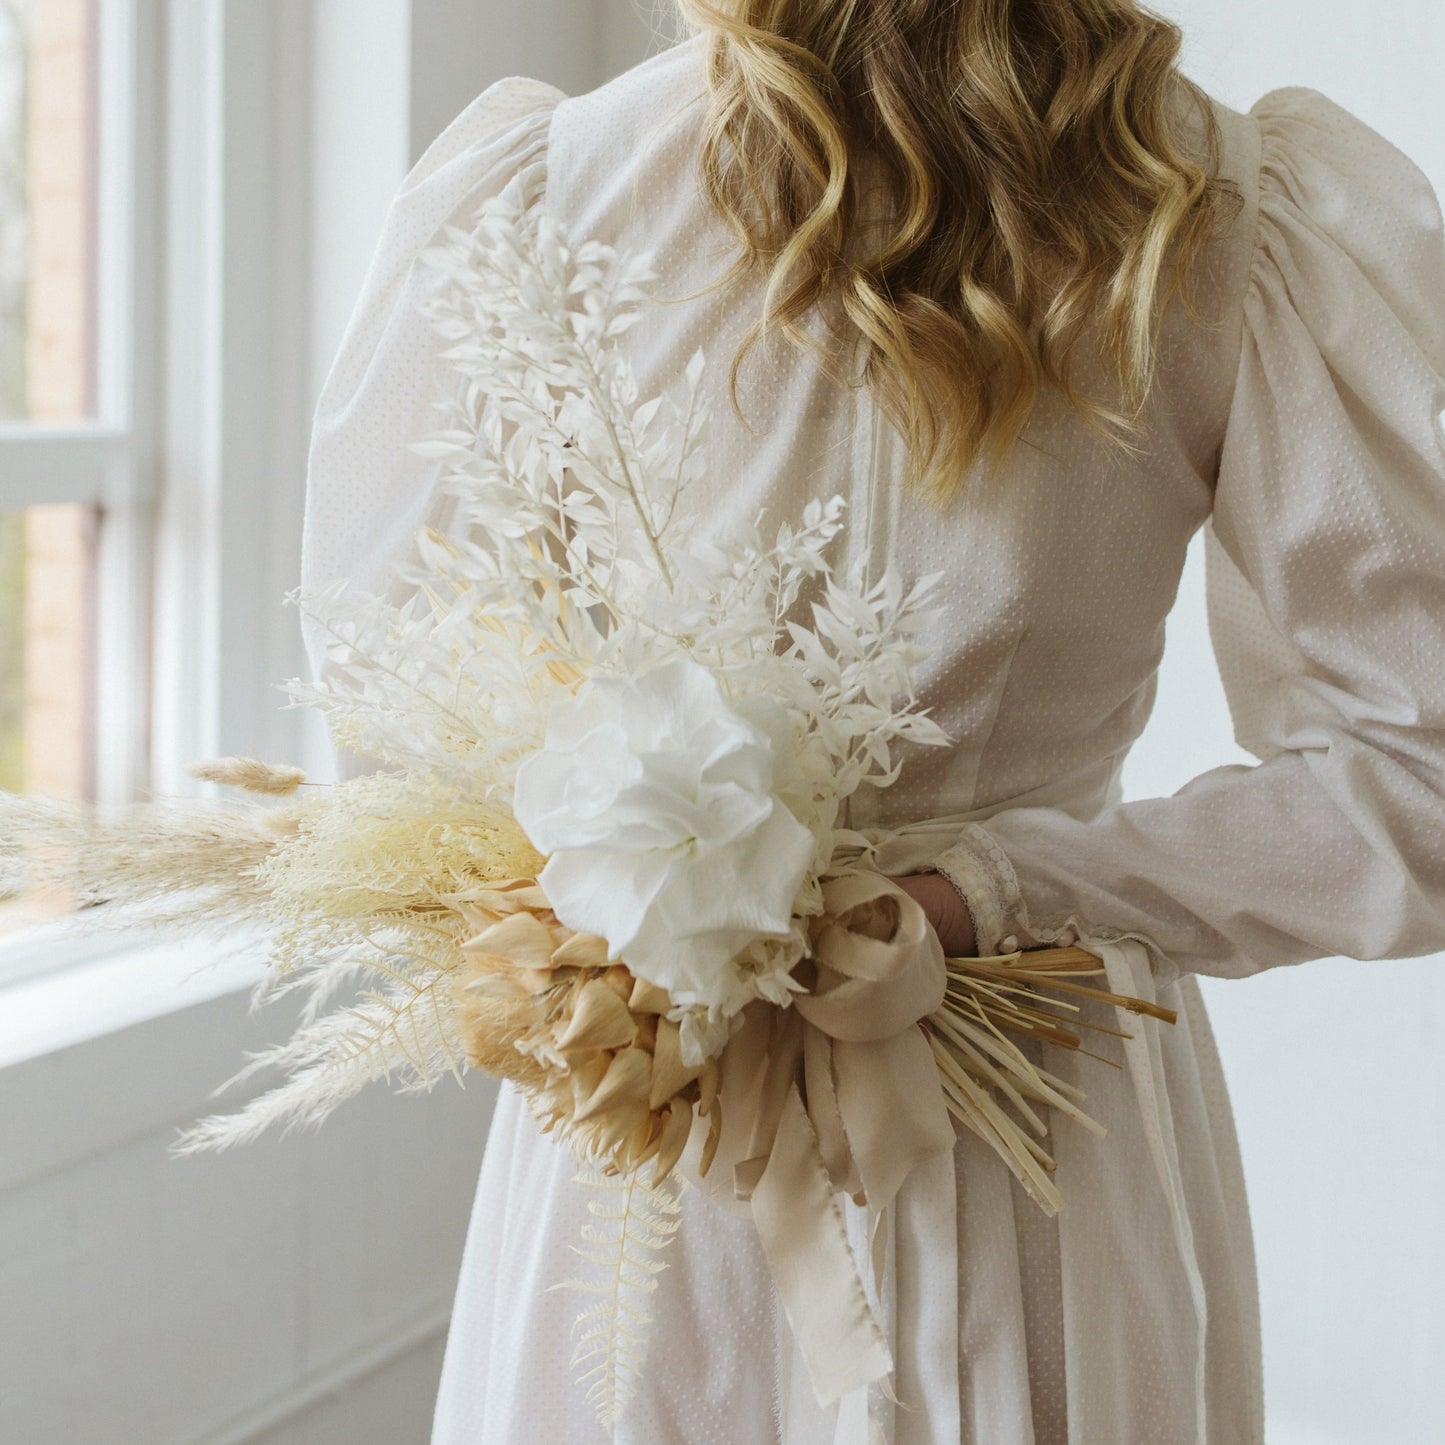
{"left": 0, "top": 501, "right": 96, "bottom": 930}
{"left": 0, "top": 0, "right": 98, "bottom": 423}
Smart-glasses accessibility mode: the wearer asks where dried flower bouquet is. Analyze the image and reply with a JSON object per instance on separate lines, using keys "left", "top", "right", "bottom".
{"left": 0, "top": 164, "right": 1173, "bottom": 1424}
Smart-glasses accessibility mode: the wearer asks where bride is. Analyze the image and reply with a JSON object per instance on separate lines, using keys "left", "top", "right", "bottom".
{"left": 301, "top": 3, "right": 1445, "bottom": 1440}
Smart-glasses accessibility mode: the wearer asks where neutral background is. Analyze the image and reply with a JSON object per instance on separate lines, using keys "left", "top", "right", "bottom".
{"left": 0, "top": 2, "right": 1440, "bottom": 1442}
{"left": 1127, "top": 6, "right": 1445, "bottom": 1445}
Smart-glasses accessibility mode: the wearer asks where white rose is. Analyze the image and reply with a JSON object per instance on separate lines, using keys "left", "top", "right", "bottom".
{"left": 512, "top": 656, "right": 815, "bottom": 1018}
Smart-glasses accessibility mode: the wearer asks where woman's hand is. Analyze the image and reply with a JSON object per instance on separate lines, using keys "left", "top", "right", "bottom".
{"left": 893, "top": 870, "right": 978, "bottom": 958}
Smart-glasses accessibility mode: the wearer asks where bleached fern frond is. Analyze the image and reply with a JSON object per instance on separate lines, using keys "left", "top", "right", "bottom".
{"left": 548, "top": 1164, "right": 688, "bottom": 1429}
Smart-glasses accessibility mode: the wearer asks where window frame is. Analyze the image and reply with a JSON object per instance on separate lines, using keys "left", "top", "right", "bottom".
{"left": 0, "top": 0, "right": 159, "bottom": 807}
{"left": 0, "top": 0, "right": 650, "bottom": 995}
{"left": 0, "top": 0, "right": 318, "bottom": 988}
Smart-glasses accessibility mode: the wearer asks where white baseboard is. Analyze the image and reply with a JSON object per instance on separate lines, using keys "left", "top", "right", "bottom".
{"left": 193, "top": 1299, "right": 454, "bottom": 1445}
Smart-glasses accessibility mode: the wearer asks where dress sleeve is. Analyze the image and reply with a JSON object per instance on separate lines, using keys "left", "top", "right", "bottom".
{"left": 930, "top": 86, "right": 1445, "bottom": 982}
{"left": 299, "top": 75, "right": 566, "bottom": 681}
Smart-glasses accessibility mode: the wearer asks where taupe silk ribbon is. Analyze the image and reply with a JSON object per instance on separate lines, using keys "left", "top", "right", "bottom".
{"left": 689, "top": 868, "right": 956, "bottom": 1408}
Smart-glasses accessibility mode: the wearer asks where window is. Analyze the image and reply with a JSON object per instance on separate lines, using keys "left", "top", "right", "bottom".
{"left": 0, "top": 1, "right": 319, "bottom": 981}
{"left": 0, "top": 0, "right": 154, "bottom": 947}
{"left": 1, "top": 0, "right": 99, "bottom": 811}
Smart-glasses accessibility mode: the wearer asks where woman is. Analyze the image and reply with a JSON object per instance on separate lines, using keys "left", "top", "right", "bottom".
{"left": 302, "top": 3, "right": 1445, "bottom": 1441}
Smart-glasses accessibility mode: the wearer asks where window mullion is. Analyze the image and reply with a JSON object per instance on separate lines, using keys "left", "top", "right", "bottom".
{"left": 89, "top": 0, "right": 160, "bottom": 806}
{"left": 148, "top": 1, "right": 315, "bottom": 797}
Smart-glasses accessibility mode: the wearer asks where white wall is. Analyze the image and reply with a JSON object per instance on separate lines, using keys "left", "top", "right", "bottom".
{"left": 0, "top": 955, "right": 498, "bottom": 1444}
{"left": 308, "top": 0, "right": 675, "bottom": 410}
{"left": 1125, "top": 6, "right": 1445, "bottom": 1441}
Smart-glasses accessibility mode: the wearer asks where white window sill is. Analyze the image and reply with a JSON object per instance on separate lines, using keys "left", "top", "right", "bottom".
{"left": 0, "top": 927, "right": 273, "bottom": 1192}
{"left": 0, "top": 925, "right": 265, "bottom": 1068}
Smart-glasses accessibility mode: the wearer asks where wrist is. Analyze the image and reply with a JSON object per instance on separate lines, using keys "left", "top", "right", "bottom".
{"left": 894, "top": 870, "right": 978, "bottom": 957}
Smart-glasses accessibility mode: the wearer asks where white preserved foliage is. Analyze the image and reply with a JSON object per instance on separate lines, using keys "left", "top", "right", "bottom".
{"left": 1, "top": 164, "right": 949, "bottom": 1164}
{"left": 282, "top": 163, "right": 950, "bottom": 1067}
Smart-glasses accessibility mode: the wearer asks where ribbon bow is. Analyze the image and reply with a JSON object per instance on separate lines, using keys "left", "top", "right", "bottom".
{"left": 684, "top": 868, "right": 956, "bottom": 1407}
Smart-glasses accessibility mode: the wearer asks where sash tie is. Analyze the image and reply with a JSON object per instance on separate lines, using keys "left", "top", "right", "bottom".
{"left": 684, "top": 869, "right": 956, "bottom": 1408}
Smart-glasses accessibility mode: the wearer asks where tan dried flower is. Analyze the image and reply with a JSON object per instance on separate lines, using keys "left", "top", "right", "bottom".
{"left": 447, "top": 885, "right": 721, "bottom": 1186}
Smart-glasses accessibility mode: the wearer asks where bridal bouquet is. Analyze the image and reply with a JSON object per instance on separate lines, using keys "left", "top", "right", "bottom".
{"left": 1, "top": 166, "right": 1173, "bottom": 1424}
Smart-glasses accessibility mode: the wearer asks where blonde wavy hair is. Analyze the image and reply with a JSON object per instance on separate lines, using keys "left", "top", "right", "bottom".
{"left": 675, "top": 0, "right": 1244, "bottom": 502}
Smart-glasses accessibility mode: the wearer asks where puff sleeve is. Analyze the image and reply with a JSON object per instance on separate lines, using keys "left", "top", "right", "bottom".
{"left": 300, "top": 75, "right": 565, "bottom": 681}
{"left": 931, "top": 87, "right": 1445, "bottom": 982}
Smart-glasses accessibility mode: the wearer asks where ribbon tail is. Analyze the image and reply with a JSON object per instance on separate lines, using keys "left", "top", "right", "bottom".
{"left": 750, "top": 1082, "right": 895, "bottom": 1408}
{"left": 834, "top": 1030, "right": 955, "bottom": 1208}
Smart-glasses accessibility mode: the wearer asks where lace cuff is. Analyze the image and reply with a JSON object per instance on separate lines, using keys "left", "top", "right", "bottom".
{"left": 931, "top": 821, "right": 1078, "bottom": 955}
{"left": 930, "top": 822, "right": 1186, "bottom": 991}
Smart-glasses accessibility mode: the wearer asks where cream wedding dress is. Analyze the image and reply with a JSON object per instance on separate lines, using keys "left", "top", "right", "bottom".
{"left": 300, "top": 34, "right": 1445, "bottom": 1445}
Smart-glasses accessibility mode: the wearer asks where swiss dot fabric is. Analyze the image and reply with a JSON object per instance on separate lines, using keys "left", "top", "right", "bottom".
{"left": 938, "top": 85, "right": 1445, "bottom": 980}
{"left": 298, "top": 35, "right": 1445, "bottom": 1445}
